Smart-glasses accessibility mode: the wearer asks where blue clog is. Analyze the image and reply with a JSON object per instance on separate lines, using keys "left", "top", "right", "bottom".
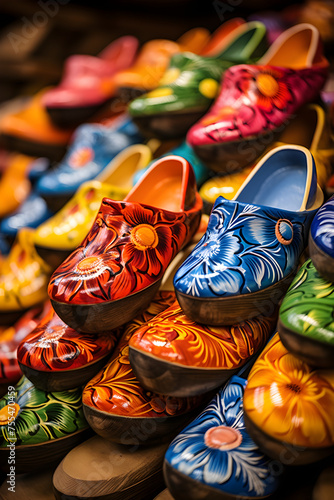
{"left": 174, "top": 145, "right": 324, "bottom": 325}
{"left": 164, "top": 374, "right": 283, "bottom": 500}
{"left": 36, "top": 114, "right": 144, "bottom": 212}
{"left": 133, "top": 140, "right": 211, "bottom": 188}
{"left": 0, "top": 192, "right": 54, "bottom": 239}
{"left": 309, "top": 194, "right": 334, "bottom": 282}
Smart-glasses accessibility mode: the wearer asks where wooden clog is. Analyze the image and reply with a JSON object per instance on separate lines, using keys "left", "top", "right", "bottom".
{"left": 243, "top": 333, "right": 334, "bottom": 465}
{"left": 0, "top": 467, "right": 56, "bottom": 500}
{"left": 0, "top": 301, "right": 50, "bottom": 395}
{"left": 17, "top": 306, "right": 121, "bottom": 392}
{"left": 187, "top": 24, "right": 329, "bottom": 173}
{"left": 0, "top": 229, "right": 52, "bottom": 325}
{"left": 52, "top": 435, "right": 168, "bottom": 500}
{"left": 0, "top": 376, "right": 90, "bottom": 474}
{"left": 174, "top": 145, "right": 323, "bottom": 326}
{"left": 129, "top": 302, "right": 276, "bottom": 397}
{"left": 278, "top": 259, "right": 334, "bottom": 368}
{"left": 49, "top": 155, "right": 203, "bottom": 333}
{"left": 309, "top": 194, "right": 334, "bottom": 282}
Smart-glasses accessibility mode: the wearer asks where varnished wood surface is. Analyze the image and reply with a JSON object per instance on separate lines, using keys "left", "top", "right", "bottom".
{"left": 0, "top": 467, "right": 56, "bottom": 499}
{"left": 153, "top": 489, "right": 174, "bottom": 500}
{"left": 53, "top": 434, "right": 169, "bottom": 499}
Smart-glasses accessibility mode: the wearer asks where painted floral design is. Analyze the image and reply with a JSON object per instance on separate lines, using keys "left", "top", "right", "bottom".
{"left": 165, "top": 376, "right": 281, "bottom": 497}
{"left": 130, "top": 302, "right": 275, "bottom": 368}
{"left": 17, "top": 307, "right": 119, "bottom": 372}
{"left": 187, "top": 64, "right": 328, "bottom": 146}
{"left": 0, "top": 376, "right": 88, "bottom": 446}
{"left": 244, "top": 333, "right": 334, "bottom": 448}
{"left": 129, "top": 52, "right": 226, "bottom": 116}
{"left": 310, "top": 194, "right": 334, "bottom": 258}
{"left": 0, "top": 302, "right": 50, "bottom": 386}
{"left": 174, "top": 197, "right": 308, "bottom": 298}
{"left": 83, "top": 291, "right": 202, "bottom": 417}
{"left": 279, "top": 259, "right": 334, "bottom": 345}
{"left": 49, "top": 198, "right": 201, "bottom": 305}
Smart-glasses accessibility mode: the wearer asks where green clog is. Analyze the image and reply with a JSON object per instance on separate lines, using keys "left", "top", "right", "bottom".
{"left": 278, "top": 259, "right": 334, "bottom": 368}
{"left": 129, "top": 21, "right": 268, "bottom": 139}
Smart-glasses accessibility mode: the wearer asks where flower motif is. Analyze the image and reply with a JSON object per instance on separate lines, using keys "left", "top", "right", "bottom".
{"left": 82, "top": 290, "right": 201, "bottom": 418}
{"left": 254, "top": 69, "right": 291, "bottom": 111}
{"left": 49, "top": 200, "right": 189, "bottom": 304}
{"left": 17, "top": 308, "right": 118, "bottom": 371}
{"left": 174, "top": 198, "right": 306, "bottom": 298}
{"left": 243, "top": 333, "right": 334, "bottom": 447}
{"left": 0, "top": 376, "right": 88, "bottom": 446}
{"left": 165, "top": 377, "right": 280, "bottom": 497}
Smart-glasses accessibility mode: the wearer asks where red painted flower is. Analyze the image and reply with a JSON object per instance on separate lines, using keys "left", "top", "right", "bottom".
{"left": 49, "top": 200, "right": 189, "bottom": 305}
{"left": 17, "top": 308, "right": 119, "bottom": 371}
{"left": 254, "top": 69, "right": 291, "bottom": 111}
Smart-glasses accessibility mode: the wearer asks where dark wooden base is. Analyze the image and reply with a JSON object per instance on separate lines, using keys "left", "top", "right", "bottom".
{"left": 278, "top": 319, "right": 334, "bottom": 368}
{"left": 0, "top": 133, "right": 67, "bottom": 162}
{"left": 34, "top": 244, "right": 72, "bottom": 270}
{"left": 0, "top": 466, "right": 56, "bottom": 499}
{"left": 308, "top": 236, "right": 334, "bottom": 283}
{"left": 52, "top": 435, "right": 168, "bottom": 500}
{"left": 153, "top": 489, "right": 174, "bottom": 500}
{"left": 163, "top": 460, "right": 269, "bottom": 500}
{"left": 51, "top": 279, "right": 162, "bottom": 333}
{"left": 243, "top": 412, "right": 334, "bottom": 466}
{"left": 116, "top": 86, "right": 145, "bottom": 104}
{"left": 0, "top": 308, "right": 29, "bottom": 326}
{"left": 83, "top": 404, "right": 202, "bottom": 446}
{"left": 0, "top": 428, "right": 92, "bottom": 475}
{"left": 129, "top": 346, "right": 239, "bottom": 397}
{"left": 132, "top": 109, "right": 207, "bottom": 140}
{"left": 19, "top": 355, "right": 112, "bottom": 392}
{"left": 175, "top": 273, "right": 294, "bottom": 326}
{"left": 45, "top": 100, "right": 111, "bottom": 129}
{"left": 192, "top": 130, "right": 280, "bottom": 174}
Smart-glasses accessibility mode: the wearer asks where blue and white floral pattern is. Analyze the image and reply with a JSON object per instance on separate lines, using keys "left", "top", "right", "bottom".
{"left": 310, "top": 194, "right": 334, "bottom": 258}
{"left": 164, "top": 376, "right": 282, "bottom": 497}
{"left": 174, "top": 196, "right": 311, "bottom": 298}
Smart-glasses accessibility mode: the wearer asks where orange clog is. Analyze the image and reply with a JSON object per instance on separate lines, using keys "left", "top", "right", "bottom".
{"left": 0, "top": 90, "right": 75, "bottom": 160}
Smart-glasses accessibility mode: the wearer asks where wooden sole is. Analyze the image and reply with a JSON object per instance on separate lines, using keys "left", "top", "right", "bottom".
{"left": 0, "top": 133, "right": 67, "bottom": 162}
{"left": 52, "top": 434, "right": 168, "bottom": 500}
{"left": 192, "top": 130, "right": 280, "bottom": 174}
{"left": 308, "top": 236, "right": 334, "bottom": 282}
{"left": 117, "top": 86, "right": 145, "bottom": 104}
{"left": 34, "top": 244, "right": 72, "bottom": 270}
{"left": 129, "top": 346, "right": 240, "bottom": 397}
{"left": 175, "top": 273, "right": 294, "bottom": 326}
{"left": 0, "top": 466, "right": 56, "bottom": 499}
{"left": 45, "top": 100, "right": 112, "bottom": 129}
{"left": 0, "top": 428, "right": 92, "bottom": 475}
{"left": 0, "top": 308, "right": 29, "bottom": 326}
{"left": 83, "top": 404, "right": 202, "bottom": 446}
{"left": 154, "top": 489, "right": 174, "bottom": 500}
{"left": 163, "top": 460, "right": 269, "bottom": 500}
{"left": 19, "top": 354, "right": 112, "bottom": 392}
{"left": 243, "top": 411, "right": 334, "bottom": 466}
{"left": 51, "top": 279, "right": 162, "bottom": 333}
{"left": 132, "top": 110, "right": 207, "bottom": 140}
{"left": 278, "top": 319, "right": 334, "bottom": 368}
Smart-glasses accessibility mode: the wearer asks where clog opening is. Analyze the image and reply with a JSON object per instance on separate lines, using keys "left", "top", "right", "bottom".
{"left": 99, "top": 150, "right": 150, "bottom": 189}
{"left": 236, "top": 148, "right": 310, "bottom": 211}
{"left": 259, "top": 25, "right": 321, "bottom": 69}
{"left": 200, "top": 18, "right": 245, "bottom": 57}
{"left": 125, "top": 156, "right": 191, "bottom": 212}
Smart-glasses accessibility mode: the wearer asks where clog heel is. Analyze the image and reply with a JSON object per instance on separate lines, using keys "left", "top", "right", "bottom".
{"left": 174, "top": 145, "right": 323, "bottom": 325}
{"left": 48, "top": 155, "right": 203, "bottom": 333}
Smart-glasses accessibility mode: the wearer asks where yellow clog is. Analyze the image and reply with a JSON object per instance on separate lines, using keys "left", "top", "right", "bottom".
{"left": 0, "top": 229, "right": 52, "bottom": 321}
{"left": 33, "top": 144, "right": 152, "bottom": 265}
{"left": 0, "top": 153, "right": 34, "bottom": 218}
